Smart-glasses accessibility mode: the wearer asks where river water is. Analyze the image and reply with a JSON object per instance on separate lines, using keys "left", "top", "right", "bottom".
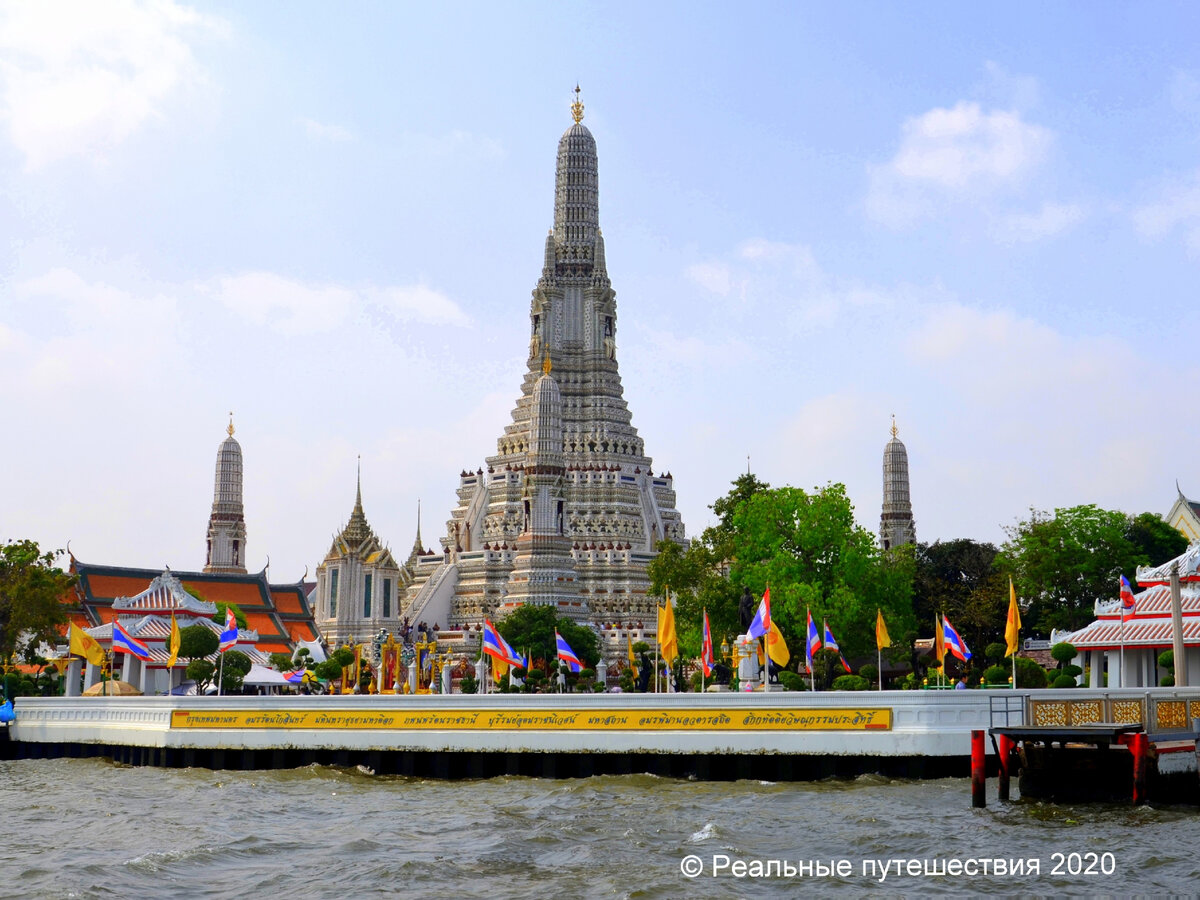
{"left": 1, "top": 757, "right": 1197, "bottom": 898}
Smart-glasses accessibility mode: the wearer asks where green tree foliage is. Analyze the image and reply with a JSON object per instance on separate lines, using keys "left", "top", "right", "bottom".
{"left": 495, "top": 604, "right": 600, "bottom": 669}
{"left": 1126, "top": 512, "right": 1188, "bottom": 568}
{"left": 187, "top": 659, "right": 216, "bottom": 693}
{"left": 212, "top": 602, "right": 247, "bottom": 630}
{"left": 269, "top": 652, "right": 295, "bottom": 671}
{"left": 1050, "top": 642, "right": 1077, "bottom": 667}
{"left": 1002, "top": 505, "right": 1176, "bottom": 634}
{"left": 218, "top": 649, "right": 252, "bottom": 693}
{"left": 651, "top": 475, "right": 916, "bottom": 663}
{"left": 0, "top": 540, "right": 74, "bottom": 662}
{"left": 914, "top": 539, "right": 1006, "bottom": 663}
{"left": 178, "top": 624, "right": 219, "bottom": 660}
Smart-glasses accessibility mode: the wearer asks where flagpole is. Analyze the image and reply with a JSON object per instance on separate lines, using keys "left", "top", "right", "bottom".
{"left": 218, "top": 649, "right": 225, "bottom": 696}
{"left": 1120, "top": 611, "right": 1126, "bottom": 689}
{"left": 878, "top": 646, "right": 883, "bottom": 691}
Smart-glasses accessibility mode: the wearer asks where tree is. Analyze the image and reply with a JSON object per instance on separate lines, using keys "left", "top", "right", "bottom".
{"left": 1002, "top": 505, "right": 1176, "bottom": 634}
{"left": 914, "top": 539, "right": 1007, "bottom": 660}
{"left": 178, "top": 624, "right": 218, "bottom": 660}
{"left": 1126, "top": 513, "right": 1188, "bottom": 568}
{"left": 495, "top": 604, "right": 600, "bottom": 669}
{"left": 651, "top": 477, "right": 916, "bottom": 665}
{"left": 187, "top": 659, "right": 216, "bottom": 693}
{"left": 212, "top": 602, "right": 247, "bottom": 630}
{"left": 217, "top": 649, "right": 252, "bottom": 693}
{"left": 0, "top": 540, "right": 74, "bottom": 663}
{"left": 269, "top": 652, "right": 295, "bottom": 671}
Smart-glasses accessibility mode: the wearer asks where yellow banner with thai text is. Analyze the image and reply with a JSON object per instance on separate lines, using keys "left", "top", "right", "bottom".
{"left": 170, "top": 707, "right": 891, "bottom": 731}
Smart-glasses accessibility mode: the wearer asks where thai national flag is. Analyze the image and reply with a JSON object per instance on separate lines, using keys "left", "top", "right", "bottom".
{"left": 284, "top": 670, "right": 308, "bottom": 684}
{"left": 1120, "top": 575, "right": 1137, "bottom": 617}
{"left": 555, "top": 631, "right": 583, "bottom": 673}
{"left": 805, "top": 609, "right": 821, "bottom": 673}
{"left": 942, "top": 615, "right": 972, "bottom": 662}
{"left": 823, "top": 620, "right": 852, "bottom": 673}
{"left": 112, "top": 621, "right": 151, "bottom": 660}
{"left": 746, "top": 587, "right": 771, "bottom": 639}
{"left": 701, "top": 610, "right": 714, "bottom": 678}
{"left": 482, "top": 618, "right": 526, "bottom": 668}
{"left": 218, "top": 607, "right": 238, "bottom": 653}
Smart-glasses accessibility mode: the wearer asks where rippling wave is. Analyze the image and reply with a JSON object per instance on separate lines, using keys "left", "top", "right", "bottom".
{"left": 1, "top": 759, "right": 1198, "bottom": 898}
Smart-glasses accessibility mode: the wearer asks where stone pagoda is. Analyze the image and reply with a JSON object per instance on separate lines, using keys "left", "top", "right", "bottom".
{"left": 401, "top": 89, "right": 687, "bottom": 656}
{"left": 880, "top": 417, "right": 916, "bottom": 551}
{"left": 204, "top": 415, "right": 248, "bottom": 574}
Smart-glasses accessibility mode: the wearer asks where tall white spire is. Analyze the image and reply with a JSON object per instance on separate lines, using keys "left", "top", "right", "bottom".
{"left": 880, "top": 416, "right": 916, "bottom": 551}
{"left": 204, "top": 413, "right": 248, "bottom": 573}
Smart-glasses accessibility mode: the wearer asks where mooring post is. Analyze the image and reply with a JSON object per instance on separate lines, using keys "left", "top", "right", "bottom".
{"left": 997, "top": 733, "right": 1014, "bottom": 802}
{"left": 971, "top": 729, "right": 986, "bottom": 808}
{"left": 1131, "top": 731, "right": 1148, "bottom": 806}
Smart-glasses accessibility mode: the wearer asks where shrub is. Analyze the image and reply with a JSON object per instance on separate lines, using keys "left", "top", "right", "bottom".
{"left": 984, "top": 643, "right": 1007, "bottom": 662}
{"left": 1013, "top": 656, "right": 1048, "bottom": 689}
{"left": 1050, "top": 642, "right": 1077, "bottom": 666}
{"left": 1051, "top": 674, "right": 1077, "bottom": 689}
{"left": 1158, "top": 650, "right": 1174, "bottom": 670}
{"left": 1161, "top": 674, "right": 1175, "bottom": 687}
{"left": 983, "top": 665, "right": 1010, "bottom": 685}
{"left": 460, "top": 675, "right": 477, "bottom": 694}
{"left": 1061, "top": 664, "right": 1082, "bottom": 680}
{"left": 778, "top": 671, "right": 808, "bottom": 692}
{"left": 832, "top": 674, "right": 870, "bottom": 691}
{"left": 859, "top": 664, "right": 878, "bottom": 684}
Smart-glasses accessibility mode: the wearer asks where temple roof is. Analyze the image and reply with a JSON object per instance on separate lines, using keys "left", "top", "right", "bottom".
{"left": 1136, "top": 542, "right": 1200, "bottom": 585}
{"left": 66, "top": 558, "right": 318, "bottom": 653}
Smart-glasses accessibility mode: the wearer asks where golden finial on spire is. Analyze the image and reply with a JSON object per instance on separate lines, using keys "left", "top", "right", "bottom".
{"left": 543, "top": 352, "right": 553, "bottom": 375}
{"left": 571, "top": 84, "right": 584, "bottom": 124}
{"left": 227, "top": 412, "right": 235, "bottom": 437}
{"left": 891, "top": 414, "right": 898, "bottom": 439}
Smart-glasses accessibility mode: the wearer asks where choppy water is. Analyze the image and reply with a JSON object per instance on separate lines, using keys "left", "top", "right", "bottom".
{"left": 1, "top": 758, "right": 1197, "bottom": 898}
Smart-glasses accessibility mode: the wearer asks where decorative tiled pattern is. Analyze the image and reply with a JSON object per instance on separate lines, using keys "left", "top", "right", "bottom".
{"left": 1112, "top": 700, "right": 1144, "bottom": 724}
{"left": 1189, "top": 699, "right": 1200, "bottom": 722}
{"left": 1068, "top": 700, "right": 1102, "bottom": 725}
{"left": 1155, "top": 700, "right": 1187, "bottom": 730}
{"left": 1032, "top": 701, "right": 1067, "bottom": 726}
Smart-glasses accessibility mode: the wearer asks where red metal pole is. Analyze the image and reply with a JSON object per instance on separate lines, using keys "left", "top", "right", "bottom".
{"left": 1131, "top": 731, "right": 1148, "bottom": 806}
{"left": 997, "top": 733, "right": 1014, "bottom": 801}
{"left": 971, "top": 729, "right": 986, "bottom": 808}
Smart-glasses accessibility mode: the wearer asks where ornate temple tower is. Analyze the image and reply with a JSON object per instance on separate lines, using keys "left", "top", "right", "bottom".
{"left": 315, "top": 465, "right": 408, "bottom": 647}
{"left": 402, "top": 90, "right": 687, "bottom": 653}
{"left": 204, "top": 417, "right": 248, "bottom": 574}
{"left": 880, "top": 417, "right": 916, "bottom": 551}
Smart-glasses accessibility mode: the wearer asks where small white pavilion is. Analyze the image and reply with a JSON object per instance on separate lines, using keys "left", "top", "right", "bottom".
{"left": 1055, "top": 543, "right": 1200, "bottom": 688}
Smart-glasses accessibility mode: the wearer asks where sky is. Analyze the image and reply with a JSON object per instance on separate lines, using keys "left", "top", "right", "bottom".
{"left": 3, "top": 1, "right": 1200, "bottom": 582}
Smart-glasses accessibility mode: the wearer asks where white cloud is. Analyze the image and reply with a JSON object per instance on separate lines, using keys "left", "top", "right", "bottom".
{"left": 373, "top": 284, "right": 473, "bottom": 328}
{"left": 212, "top": 272, "right": 473, "bottom": 335}
{"left": 214, "top": 272, "right": 357, "bottom": 336}
{"left": 0, "top": 0, "right": 227, "bottom": 169}
{"left": 298, "top": 117, "right": 354, "bottom": 143}
{"left": 993, "top": 202, "right": 1086, "bottom": 243}
{"left": 867, "top": 101, "right": 1052, "bottom": 227}
{"left": 685, "top": 261, "right": 733, "bottom": 296}
{"left": 1133, "top": 168, "right": 1200, "bottom": 255}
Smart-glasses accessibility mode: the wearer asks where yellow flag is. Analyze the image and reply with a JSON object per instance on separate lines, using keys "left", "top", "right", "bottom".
{"left": 934, "top": 615, "right": 945, "bottom": 665}
{"left": 627, "top": 631, "right": 639, "bottom": 679}
{"left": 1005, "top": 577, "right": 1022, "bottom": 657}
{"left": 766, "top": 619, "right": 790, "bottom": 666}
{"left": 166, "top": 614, "right": 181, "bottom": 669}
{"left": 876, "top": 609, "right": 891, "bottom": 651}
{"left": 68, "top": 622, "right": 106, "bottom": 667}
{"left": 657, "top": 599, "right": 678, "bottom": 665}
{"left": 491, "top": 654, "right": 508, "bottom": 681}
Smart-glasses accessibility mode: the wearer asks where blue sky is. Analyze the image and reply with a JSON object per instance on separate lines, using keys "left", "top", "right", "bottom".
{"left": 4, "top": 1, "right": 1200, "bottom": 579}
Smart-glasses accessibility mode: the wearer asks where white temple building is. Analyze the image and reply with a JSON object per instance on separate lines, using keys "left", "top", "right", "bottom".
{"left": 314, "top": 468, "right": 409, "bottom": 648}
{"left": 204, "top": 417, "right": 248, "bottom": 574}
{"left": 400, "top": 91, "right": 687, "bottom": 657}
{"left": 1056, "top": 542, "right": 1200, "bottom": 688}
{"left": 880, "top": 418, "right": 916, "bottom": 551}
